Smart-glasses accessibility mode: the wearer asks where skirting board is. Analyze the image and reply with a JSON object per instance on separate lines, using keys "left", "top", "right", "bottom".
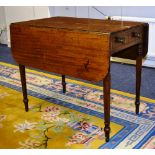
{"left": 7, "top": 40, "right": 10, "bottom": 47}
{"left": 111, "top": 57, "right": 155, "bottom": 68}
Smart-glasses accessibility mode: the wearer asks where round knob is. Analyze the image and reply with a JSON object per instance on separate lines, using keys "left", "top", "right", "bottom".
{"left": 115, "top": 37, "right": 126, "bottom": 44}
{"left": 132, "top": 32, "right": 141, "bottom": 38}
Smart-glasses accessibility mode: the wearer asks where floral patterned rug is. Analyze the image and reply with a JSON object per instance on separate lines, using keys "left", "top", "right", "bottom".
{"left": 0, "top": 62, "right": 155, "bottom": 149}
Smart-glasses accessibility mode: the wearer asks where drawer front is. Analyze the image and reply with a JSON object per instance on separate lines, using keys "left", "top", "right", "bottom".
{"left": 111, "top": 26, "right": 143, "bottom": 53}
{"left": 128, "top": 26, "right": 143, "bottom": 43}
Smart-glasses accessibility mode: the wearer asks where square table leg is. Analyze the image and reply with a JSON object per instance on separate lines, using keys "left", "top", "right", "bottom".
{"left": 103, "top": 69, "right": 111, "bottom": 142}
{"left": 19, "top": 64, "right": 29, "bottom": 112}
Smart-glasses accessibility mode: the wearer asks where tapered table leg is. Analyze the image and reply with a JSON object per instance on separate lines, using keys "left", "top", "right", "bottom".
{"left": 103, "top": 70, "right": 111, "bottom": 142}
{"left": 19, "top": 64, "right": 29, "bottom": 112}
{"left": 62, "top": 75, "right": 66, "bottom": 93}
{"left": 135, "top": 44, "right": 143, "bottom": 114}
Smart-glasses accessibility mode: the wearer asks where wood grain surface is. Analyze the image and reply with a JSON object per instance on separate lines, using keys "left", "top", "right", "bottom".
{"left": 10, "top": 23, "right": 110, "bottom": 82}
{"left": 10, "top": 16, "right": 148, "bottom": 81}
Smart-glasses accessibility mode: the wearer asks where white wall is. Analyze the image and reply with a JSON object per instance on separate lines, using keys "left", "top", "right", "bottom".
{"left": 97, "top": 6, "right": 155, "bottom": 18}
{"left": 0, "top": 7, "right": 5, "bottom": 23}
{"left": 2, "top": 6, "right": 49, "bottom": 46}
{"left": 0, "top": 6, "right": 7, "bottom": 44}
{"left": 50, "top": 6, "right": 155, "bottom": 18}
{"left": 33, "top": 6, "right": 50, "bottom": 19}
{"left": 49, "top": 6, "right": 107, "bottom": 19}
{"left": 51, "top": 6, "right": 76, "bottom": 17}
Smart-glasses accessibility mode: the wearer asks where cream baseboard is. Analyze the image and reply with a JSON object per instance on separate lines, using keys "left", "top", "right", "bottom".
{"left": 111, "top": 57, "right": 155, "bottom": 68}
{"left": 7, "top": 40, "right": 10, "bottom": 47}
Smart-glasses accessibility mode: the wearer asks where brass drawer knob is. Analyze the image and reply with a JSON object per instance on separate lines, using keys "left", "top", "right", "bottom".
{"left": 115, "top": 37, "right": 126, "bottom": 44}
{"left": 132, "top": 32, "right": 141, "bottom": 38}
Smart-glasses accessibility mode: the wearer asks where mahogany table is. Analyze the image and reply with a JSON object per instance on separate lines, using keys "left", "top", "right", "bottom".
{"left": 10, "top": 17, "right": 148, "bottom": 142}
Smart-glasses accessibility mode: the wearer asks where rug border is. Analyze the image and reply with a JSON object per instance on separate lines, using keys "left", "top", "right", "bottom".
{"left": 1, "top": 61, "right": 155, "bottom": 104}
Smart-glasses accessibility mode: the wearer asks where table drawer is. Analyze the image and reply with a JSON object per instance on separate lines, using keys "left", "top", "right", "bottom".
{"left": 111, "top": 26, "right": 143, "bottom": 52}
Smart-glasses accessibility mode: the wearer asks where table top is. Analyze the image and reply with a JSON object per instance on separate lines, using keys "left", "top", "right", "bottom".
{"left": 12, "top": 16, "right": 146, "bottom": 34}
